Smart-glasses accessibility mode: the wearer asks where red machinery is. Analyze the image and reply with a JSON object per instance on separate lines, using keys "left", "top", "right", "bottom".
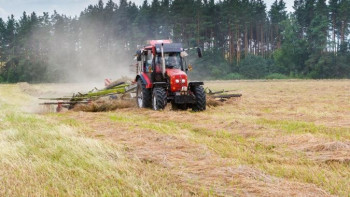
{"left": 135, "top": 40, "right": 206, "bottom": 111}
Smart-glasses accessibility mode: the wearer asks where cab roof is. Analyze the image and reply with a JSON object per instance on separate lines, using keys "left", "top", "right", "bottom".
{"left": 155, "top": 43, "right": 183, "bottom": 53}
{"left": 149, "top": 40, "right": 172, "bottom": 46}
{"left": 143, "top": 40, "right": 182, "bottom": 53}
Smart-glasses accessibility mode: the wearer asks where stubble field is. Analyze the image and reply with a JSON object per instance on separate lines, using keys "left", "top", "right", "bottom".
{"left": 0, "top": 80, "right": 349, "bottom": 196}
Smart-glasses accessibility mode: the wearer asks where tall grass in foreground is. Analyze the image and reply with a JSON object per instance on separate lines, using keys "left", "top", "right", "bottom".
{"left": 0, "top": 85, "right": 183, "bottom": 196}
{"left": 1, "top": 112, "right": 122, "bottom": 196}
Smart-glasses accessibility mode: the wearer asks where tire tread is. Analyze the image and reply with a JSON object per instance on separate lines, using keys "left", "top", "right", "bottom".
{"left": 153, "top": 87, "right": 167, "bottom": 110}
{"left": 192, "top": 86, "right": 206, "bottom": 112}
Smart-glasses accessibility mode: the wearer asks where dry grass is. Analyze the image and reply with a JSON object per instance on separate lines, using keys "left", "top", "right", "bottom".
{"left": 1, "top": 80, "right": 350, "bottom": 196}
{"left": 0, "top": 85, "right": 188, "bottom": 196}
{"left": 66, "top": 112, "right": 331, "bottom": 196}
{"left": 206, "top": 97, "right": 223, "bottom": 108}
{"left": 65, "top": 80, "right": 349, "bottom": 196}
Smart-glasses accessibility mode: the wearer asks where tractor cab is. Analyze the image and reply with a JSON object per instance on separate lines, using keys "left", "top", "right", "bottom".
{"left": 156, "top": 52, "right": 182, "bottom": 69}
{"left": 135, "top": 40, "right": 206, "bottom": 111}
{"left": 136, "top": 41, "right": 189, "bottom": 75}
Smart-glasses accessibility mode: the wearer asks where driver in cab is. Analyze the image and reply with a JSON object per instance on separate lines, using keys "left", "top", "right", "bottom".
{"left": 166, "top": 53, "right": 180, "bottom": 69}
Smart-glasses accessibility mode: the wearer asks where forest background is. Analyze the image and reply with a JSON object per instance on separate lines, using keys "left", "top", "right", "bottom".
{"left": 0, "top": 0, "right": 349, "bottom": 82}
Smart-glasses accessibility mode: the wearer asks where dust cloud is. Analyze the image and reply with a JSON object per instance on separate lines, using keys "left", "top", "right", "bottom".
{"left": 31, "top": 13, "right": 136, "bottom": 84}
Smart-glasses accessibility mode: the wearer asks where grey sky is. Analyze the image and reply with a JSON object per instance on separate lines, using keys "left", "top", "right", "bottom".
{"left": 0, "top": 0, "right": 294, "bottom": 20}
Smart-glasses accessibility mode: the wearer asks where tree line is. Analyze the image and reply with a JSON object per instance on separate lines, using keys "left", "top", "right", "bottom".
{"left": 0, "top": 0, "right": 349, "bottom": 83}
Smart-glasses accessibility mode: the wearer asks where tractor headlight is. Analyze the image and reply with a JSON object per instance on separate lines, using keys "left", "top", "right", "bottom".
{"left": 175, "top": 79, "right": 180, "bottom": 83}
{"left": 181, "top": 79, "right": 186, "bottom": 83}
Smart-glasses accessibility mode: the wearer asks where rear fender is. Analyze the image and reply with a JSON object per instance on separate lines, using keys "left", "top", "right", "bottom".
{"left": 189, "top": 81, "right": 204, "bottom": 87}
{"left": 136, "top": 73, "right": 153, "bottom": 89}
{"left": 189, "top": 82, "right": 204, "bottom": 86}
{"left": 189, "top": 82, "right": 204, "bottom": 92}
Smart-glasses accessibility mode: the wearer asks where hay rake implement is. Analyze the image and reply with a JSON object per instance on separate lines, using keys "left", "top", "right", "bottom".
{"left": 40, "top": 81, "right": 137, "bottom": 112}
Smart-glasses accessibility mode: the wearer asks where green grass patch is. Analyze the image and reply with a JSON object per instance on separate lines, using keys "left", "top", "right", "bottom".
{"left": 265, "top": 73, "right": 289, "bottom": 79}
{"left": 109, "top": 113, "right": 179, "bottom": 134}
{"left": 60, "top": 118, "right": 82, "bottom": 127}
{"left": 258, "top": 118, "right": 350, "bottom": 140}
{"left": 139, "top": 122, "right": 178, "bottom": 134}
{"left": 109, "top": 113, "right": 146, "bottom": 123}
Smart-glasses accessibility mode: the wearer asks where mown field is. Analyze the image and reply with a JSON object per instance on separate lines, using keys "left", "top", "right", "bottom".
{"left": 0, "top": 80, "right": 349, "bottom": 196}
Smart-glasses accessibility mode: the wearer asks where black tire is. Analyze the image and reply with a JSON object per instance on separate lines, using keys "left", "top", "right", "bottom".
{"left": 192, "top": 86, "right": 206, "bottom": 112}
{"left": 152, "top": 87, "right": 167, "bottom": 110}
{"left": 136, "top": 79, "right": 152, "bottom": 108}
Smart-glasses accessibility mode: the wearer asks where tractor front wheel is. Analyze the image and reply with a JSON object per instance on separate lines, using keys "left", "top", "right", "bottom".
{"left": 152, "top": 87, "right": 167, "bottom": 110}
{"left": 192, "top": 86, "right": 206, "bottom": 112}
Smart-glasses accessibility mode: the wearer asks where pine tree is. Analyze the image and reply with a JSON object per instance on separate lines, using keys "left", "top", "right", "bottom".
{"left": 339, "top": 0, "right": 349, "bottom": 45}
{"left": 269, "top": 0, "right": 287, "bottom": 50}
{"left": 274, "top": 15, "right": 308, "bottom": 75}
{"left": 0, "top": 18, "right": 6, "bottom": 67}
{"left": 305, "top": 0, "right": 329, "bottom": 78}
{"left": 329, "top": 0, "right": 340, "bottom": 52}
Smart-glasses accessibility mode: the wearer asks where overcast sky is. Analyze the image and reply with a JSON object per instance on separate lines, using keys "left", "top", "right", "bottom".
{"left": 0, "top": 0, "right": 294, "bottom": 20}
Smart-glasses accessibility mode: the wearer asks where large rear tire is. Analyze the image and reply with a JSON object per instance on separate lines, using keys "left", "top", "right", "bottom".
{"left": 192, "top": 86, "right": 206, "bottom": 112}
{"left": 152, "top": 87, "right": 167, "bottom": 110}
{"left": 136, "top": 79, "right": 152, "bottom": 108}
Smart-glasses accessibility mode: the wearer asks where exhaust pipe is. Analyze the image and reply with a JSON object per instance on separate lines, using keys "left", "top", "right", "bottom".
{"left": 161, "top": 43, "right": 166, "bottom": 77}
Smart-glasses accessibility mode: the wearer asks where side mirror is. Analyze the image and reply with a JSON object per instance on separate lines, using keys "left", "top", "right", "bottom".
{"left": 180, "top": 51, "right": 188, "bottom": 57}
{"left": 136, "top": 50, "right": 142, "bottom": 61}
{"left": 197, "top": 47, "right": 202, "bottom": 58}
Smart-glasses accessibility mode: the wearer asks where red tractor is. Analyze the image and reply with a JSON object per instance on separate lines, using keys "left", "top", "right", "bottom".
{"left": 135, "top": 40, "right": 206, "bottom": 111}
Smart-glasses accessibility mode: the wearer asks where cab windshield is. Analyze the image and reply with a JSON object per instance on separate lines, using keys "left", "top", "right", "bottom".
{"left": 156, "top": 52, "right": 182, "bottom": 69}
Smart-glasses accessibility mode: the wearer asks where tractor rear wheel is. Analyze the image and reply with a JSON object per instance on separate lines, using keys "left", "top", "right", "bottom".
{"left": 152, "top": 87, "right": 167, "bottom": 110}
{"left": 136, "top": 79, "right": 152, "bottom": 108}
{"left": 192, "top": 86, "right": 206, "bottom": 112}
